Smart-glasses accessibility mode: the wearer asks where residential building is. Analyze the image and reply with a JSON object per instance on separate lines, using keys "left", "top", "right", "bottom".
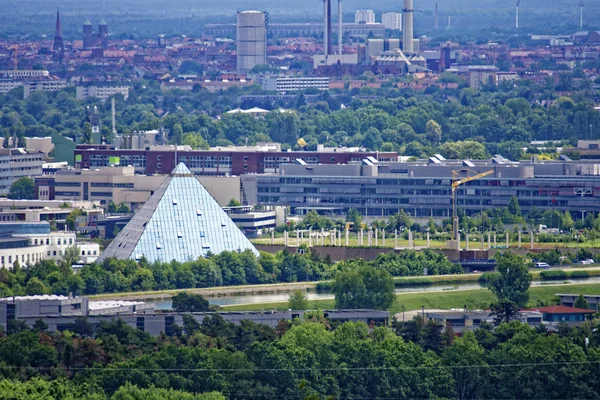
{"left": 425, "top": 309, "right": 544, "bottom": 332}
{"left": 256, "top": 75, "right": 330, "bottom": 92}
{"left": 355, "top": 10, "right": 376, "bottom": 24}
{"left": 76, "top": 83, "right": 130, "bottom": 101}
{"left": 97, "top": 163, "right": 259, "bottom": 263}
{"left": 251, "top": 155, "right": 600, "bottom": 219}
{"left": 0, "top": 148, "right": 43, "bottom": 196}
{"left": 468, "top": 65, "right": 499, "bottom": 89}
{"left": 23, "top": 80, "right": 68, "bottom": 99}
{"left": 382, "top": 12, "right": 402, "bottom": 30}
{"left": 74, "top": 144, "right": 396, "bottom": 177}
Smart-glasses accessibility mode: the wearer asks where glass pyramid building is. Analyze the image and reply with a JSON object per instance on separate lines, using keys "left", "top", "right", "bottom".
{"left": 97, "top": 163, "right": 259, "bottom": 263}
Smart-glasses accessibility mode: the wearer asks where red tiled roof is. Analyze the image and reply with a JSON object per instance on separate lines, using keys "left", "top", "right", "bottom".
{"left": 526, "top": 305, "right": 595, "bottom": 314}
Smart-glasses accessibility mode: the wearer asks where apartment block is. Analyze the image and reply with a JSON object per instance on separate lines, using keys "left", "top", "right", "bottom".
{"left": 76, "top": 83, "right": 130, "bottom": 101}
{"left": 23, "top": 80, "right": 69, "bottom": 99}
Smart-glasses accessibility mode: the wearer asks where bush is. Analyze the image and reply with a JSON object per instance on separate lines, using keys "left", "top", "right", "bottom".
{"left": 568, "top": 271, "right": 590, "bottom": 279}
{"left": 479, "top": 272, "right": 499, "bottom": 284}
{"left": 540, "top": 270, "right": 568, "bottom": 280}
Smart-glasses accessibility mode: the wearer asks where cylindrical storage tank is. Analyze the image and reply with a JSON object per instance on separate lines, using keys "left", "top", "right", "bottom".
{"left": 237, "top": 11, "right": 267, "bottom": 75}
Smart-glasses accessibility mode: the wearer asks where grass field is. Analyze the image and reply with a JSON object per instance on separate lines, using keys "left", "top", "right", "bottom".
{"left": 222, "top": 283, "right": 600, "bottom": 314}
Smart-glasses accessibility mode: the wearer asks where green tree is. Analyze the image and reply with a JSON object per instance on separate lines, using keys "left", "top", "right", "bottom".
{"left": 425, "top": 119, "right": 442, "bottom": 144}
{"left": 332, "top": 266, "right": 395, "bottom": 310}
{"left": 488, "top": 252, "right": 532, "bottom": 323}
{"left": 171, "top": 292, "right": 210, "bottom": 312}
{"left": 8, "top": 177, "right": 35, "bottom": 200}
{"left": 227, "top": 198, "right": 241, "bottom": 207}
{"left": 346, "top": 208, "right": 362, "bottom": 230}
{"left": 561, "top": 211, "right": 574, "bottom": 231}
{"left": 574, "top": 295, "right": 590, "bottom": 309}
{"left": 507, "top": 195, "right": 521, "bottom": 217}
{"left": 288, "top": 289, "right": 308, "bottom": 310}
{"left": 25, "top": 277, "right": 48, "bottom": 295}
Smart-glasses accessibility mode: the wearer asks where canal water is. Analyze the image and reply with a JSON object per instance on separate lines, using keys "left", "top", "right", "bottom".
{"left": 149, "top": 276, "right": 600, "bottom": 310}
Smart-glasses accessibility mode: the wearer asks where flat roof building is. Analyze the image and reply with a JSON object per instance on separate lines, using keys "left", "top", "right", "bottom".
{"left": 74, "top": 144, "right": 397, "bottom": 177}
{"left": 0, "top": 148, "right": 43, "bottom": 196}
{"left": 76, "top": 83, "right": 130, "bottom": 101}
{"left": 251, "top": 156, "right": 600, "bottom": 219}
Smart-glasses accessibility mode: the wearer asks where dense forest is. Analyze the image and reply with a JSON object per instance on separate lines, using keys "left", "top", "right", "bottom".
{"left": 0, "top": 249, "right": 459, "bottom": 297}
{"left": 1, "top": 70, "right": 599, "bottom": 161}
{"left": 0, "top": 311, "right": 599, "bottom": 399}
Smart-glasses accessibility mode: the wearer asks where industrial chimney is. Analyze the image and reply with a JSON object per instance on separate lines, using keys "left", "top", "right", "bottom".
{"left": 338, "top": 0, "right": 343, "bottom": 54}
{"left": 402, "top": 0, "right": 414, "bottom": 53}
{"left": 580, "top": 0, "right": 584, "bottom": 28}
{"left": 434, "top": 3, "right": 439, "bottom": 29}
{"left": 323, "top": 0, "right": 333, "bottom": 55}
{"left": 516, "top": 0, "right": 520, "bottom": 29}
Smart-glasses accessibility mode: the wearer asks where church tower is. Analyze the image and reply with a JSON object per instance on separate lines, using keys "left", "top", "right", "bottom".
{"left": 52, "top": 9, "right": 65, "bottom": 61}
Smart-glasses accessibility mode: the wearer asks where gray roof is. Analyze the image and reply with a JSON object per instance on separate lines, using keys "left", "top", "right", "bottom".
{"left": 97, "top": 163, "right": 258, "bottom": 263}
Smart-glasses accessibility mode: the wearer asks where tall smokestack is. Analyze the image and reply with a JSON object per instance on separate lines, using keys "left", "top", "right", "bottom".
{"left": 402, "top": 0, "right": 414, "bottom": 53}
{"left": 580, "top": 0, "right": 584, "bottom": 28}
{"left": 323, "top": 0, "right": 332, "bottom": 55}
{"left": 338, "top": 0, "right": 343, "bottom": 54}
{"left": 434, "top": 3, "right": 439, "bottom": 29}
{"left": 516, "top": 0, "right": 520, "bottom": 29}
{"left": 111, "top": 97, "right": 116, "bottom": 135}
{"left": 448, "top": 16, "right": 451, "bottom": 29}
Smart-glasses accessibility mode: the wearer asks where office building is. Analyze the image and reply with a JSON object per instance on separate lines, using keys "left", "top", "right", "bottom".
{"left": 35, "top": 165, "right": 242, "bottom": 209}
{"left": 0, "top": 79, "right": 22, "bottom": 94}
{"left": 355, "top": 10, "right": 376, "bottom": 24}
{"left": 0, "top": 222, "right": 100, "bottom": 268}
{"left": 382, "top": 12, "right": 402, "bottom": 30}
{"left": 205, "top": 22, "right": 385, "bottom": 38}
{"left": 76, "top": 83, "right": 129, "bottom": 101}
{"left": 74, "top": 144, "right": 396, "bottom": 176}
{"left": 0, "top": 70, "right": 50, "bottom": 79}
{"left": 257, "top": 75, "right": 330, "bottom": 92}
{"left": 251, "top": 155, "right": 600, "bottom": 219}
{"left": 23, "top": 80, "right": 68, "bottom": 99}
{"left": 0, "top": 296, "right": 388, "bottom": 334}
{"left": 0, "top": 149, "right": 43, "bottom": 196}
{"left": 237, "top": 11, "right": 267, "bottom": 75}
{"left": 98, "top": 163, "right": 259, "bottom": 263}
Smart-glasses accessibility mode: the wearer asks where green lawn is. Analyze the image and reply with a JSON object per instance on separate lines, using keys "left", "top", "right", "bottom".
{"left": 222, "top": 283, "right": 600, "bottom": 313}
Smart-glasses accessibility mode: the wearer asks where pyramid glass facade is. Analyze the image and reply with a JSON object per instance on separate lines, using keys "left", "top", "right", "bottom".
{"left": 98, "top": 163, "right": 259, "bottom": 263}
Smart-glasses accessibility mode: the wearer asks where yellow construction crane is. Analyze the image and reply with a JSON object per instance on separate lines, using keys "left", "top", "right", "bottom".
{"left": 451, "top": 169, "right": 494, "bottom": 241}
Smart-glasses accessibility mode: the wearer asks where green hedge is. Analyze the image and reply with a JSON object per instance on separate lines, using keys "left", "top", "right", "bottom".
{"left": 540, "top": 270, "right": 568, "bottom": 280}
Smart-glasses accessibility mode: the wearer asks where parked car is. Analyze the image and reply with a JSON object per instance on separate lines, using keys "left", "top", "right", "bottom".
{"left": 580, "top": 259, "right": 595, "bottom": 265}
{"left": 534, "top": 262, "right": 551, "bottom": 269}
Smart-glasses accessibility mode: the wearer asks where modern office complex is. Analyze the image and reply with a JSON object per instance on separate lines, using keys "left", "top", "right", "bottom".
{"left": 382, "top": 12, "right": 402, "bottom": 30}
{"left": 251, "top": 155, "right": 600, "bottom": 219}
{"left": 0, "top": 222, "right": 100, "bottom": 268}
{"left": 0, "top": 294, "right": 389, "bottom": 334}
{"left": 0, "top": 149, "right": 43, "bottom": 196}
{"left": 74, "top": 144, "right": 397, "bottom": 176}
